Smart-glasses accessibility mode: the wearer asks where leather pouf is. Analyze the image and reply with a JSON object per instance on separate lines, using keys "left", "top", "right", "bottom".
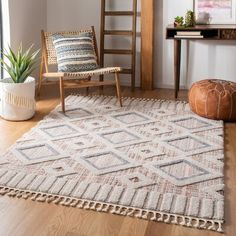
{"left": 189, "top": 79, "right": 236, "bottom": 121}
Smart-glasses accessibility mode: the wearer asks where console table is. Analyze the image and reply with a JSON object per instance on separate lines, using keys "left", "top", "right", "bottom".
{"left": 166, "top": 24, "right": 236, "bottom": 98}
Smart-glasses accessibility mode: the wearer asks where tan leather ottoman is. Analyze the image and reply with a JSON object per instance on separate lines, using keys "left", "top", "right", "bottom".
{"left": 189, "top": 79, "right": 236, "bottom": 121}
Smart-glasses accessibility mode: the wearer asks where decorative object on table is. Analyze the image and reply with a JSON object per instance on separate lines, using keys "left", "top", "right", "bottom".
{"left": 189, "top": 79, "right": 236, "bottom": 121}
{"left": 0, "top": 45, "right": 39, "bottom": 121}
{"left": 38, "top": 26, "right": 123, "bottom": 113}
{"left": 194, "top": 0, "right": 236, "bottom": 24}
{"left": 174, "top": 16, "right": 184, "bottom": 27}
{"left": 0, "top": 95, "right": 224, "bottom": 232}
{"left": 185, "top": 10, "right": 196, "bottom": 27}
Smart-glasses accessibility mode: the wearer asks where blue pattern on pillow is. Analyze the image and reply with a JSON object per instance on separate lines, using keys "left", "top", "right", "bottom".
{"left": 52, "top": 32, "right": 99, "bottom": 72}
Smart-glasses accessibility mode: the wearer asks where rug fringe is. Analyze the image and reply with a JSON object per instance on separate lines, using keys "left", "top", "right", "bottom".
{"left": 67, "top": 94, "right": 189, "bottom": 106}
{"left": 0, "top": 186, "right": 224, "bottom": 233}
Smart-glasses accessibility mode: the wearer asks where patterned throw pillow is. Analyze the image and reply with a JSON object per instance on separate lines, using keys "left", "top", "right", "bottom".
{"left": 52, "top": 32, "right": 99, "bottom": 72}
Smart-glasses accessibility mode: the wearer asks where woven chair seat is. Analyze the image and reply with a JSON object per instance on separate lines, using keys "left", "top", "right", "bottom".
{"left": 64, "top": 67, "right": 122, "bottom": 78}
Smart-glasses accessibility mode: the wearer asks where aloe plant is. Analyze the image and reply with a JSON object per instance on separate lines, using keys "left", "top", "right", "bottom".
{"left": 0, "top": 45, "right": 39, "bottom": 83}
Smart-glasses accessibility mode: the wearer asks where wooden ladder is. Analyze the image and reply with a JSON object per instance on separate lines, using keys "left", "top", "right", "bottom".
{"left": 100, "top": 0, "right": 137, "bottom": 90}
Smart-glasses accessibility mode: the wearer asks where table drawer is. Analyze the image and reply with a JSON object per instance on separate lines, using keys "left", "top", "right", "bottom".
{"left": 221, "top": 29, "right": 236, "bottom": 39}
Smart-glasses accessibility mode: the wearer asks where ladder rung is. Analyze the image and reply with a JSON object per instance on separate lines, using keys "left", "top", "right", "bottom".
{"left": 121, "top": 68, "right": 132, "bottom": 74}
{"left": 104, "top": 30, "right": 133, "bottom": 36}
{"left": 104, "top": 49, "right": 133, "bottom": 55}
{"left": 104, "top": 11, "right": 134, "bottom": 16}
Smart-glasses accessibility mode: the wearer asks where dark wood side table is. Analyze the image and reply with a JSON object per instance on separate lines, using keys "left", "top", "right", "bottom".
{"left": 166, "top": 24, "right": 236, "bottom": 98}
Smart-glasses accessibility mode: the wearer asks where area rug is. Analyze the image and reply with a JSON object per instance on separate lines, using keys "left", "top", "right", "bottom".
{"left": 0, "top": 95, "right": 224, "bottom": 232}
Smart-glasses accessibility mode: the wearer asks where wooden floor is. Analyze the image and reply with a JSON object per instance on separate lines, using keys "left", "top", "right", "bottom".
{"left": 0, "top": 85, "right": 235, "bottom": 236}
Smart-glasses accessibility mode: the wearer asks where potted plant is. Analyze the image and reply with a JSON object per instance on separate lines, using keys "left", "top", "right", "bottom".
{"left": 0, "top": 45, "right": 39, "bottom": 121}
{"left": 174, "top": 16, "right": 184, "bottom": 27}
{"left": 185, "top": 10, "right": 196, "bottom": 27}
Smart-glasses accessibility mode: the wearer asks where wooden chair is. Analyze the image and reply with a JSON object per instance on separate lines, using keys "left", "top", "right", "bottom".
{"left": 38, "top": 26, "right": 123, "bottom": 113}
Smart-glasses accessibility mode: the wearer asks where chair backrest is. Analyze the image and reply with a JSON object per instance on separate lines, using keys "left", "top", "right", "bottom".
{"left": 41, "top": 27, "right": 99, "bottom": 67}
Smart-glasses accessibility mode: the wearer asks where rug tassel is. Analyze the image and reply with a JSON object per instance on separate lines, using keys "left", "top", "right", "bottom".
{"left": 0, "top": 188, "right": 10, "bottom": 195}
{"left": 36, "top": 195, "right": 47, "bottom": 202}
{"left": 120, "top": 207, "right": 129, "bottom": 216}
{"left": 157, "top": 213, "right": 164, "bottom": 222}
{"left": 171, "top": 215, "right": 178, "bottom": 224}
{"left": 200, "top": 220, "right": 207, "bottom": 229}
{"left": 186, "top": 217, "right": 193, "bottom": 227}
{"left": 70, "top": 199, "right": 79, "bottom": 207}
{"left": 7, "top": 190, "right": 18, "bottom": 197}
{"left": 142, "top": 211, "right": 149, "bottom": 220}
{"left": 207, "top": 220, "right": 216, "bottom": 231}
{"left": 110, "top": 206, "right": 117, "bottom": 214}
{"left": 84, "top": 201, "right": 91, "bottom": 210}
{"left": 135, "top": 210, "right": 143, "bottom": 218}
{"left": 90, "top": 202, "right": 97, "bottom": 210}
{"left": 180, "top": 216, "right": 186, "bottom": 226}
{"left": 53, "top": 197, "right": 63, "bottom": 204}
{"left": 77, "top": 200, "right": 85, "bottom": 209}
{"left": 150, "top": 212, "right": 157, "bottom": 221}
{"left": 46, "top": 196, "right": 56, "bottom": 203}
{"left": 194, "top": 218, "right": 200, "bottom": 228}
{"left": 115, "top": 206, "right": 122, "bottom": 214}
{"left": 22, "top": 192, "right": 31, "bottom": 199}
{"left": 217, "top": 222, "right": 224, "bottom": 233}
{"left": 127, "top": 209, "right": 135, "bottom": 217}
{"left": 102, "top": 204, "right": 110, "bottom": 212}
{"left": 164, "top": 214, "right": 171, "bottom": 223}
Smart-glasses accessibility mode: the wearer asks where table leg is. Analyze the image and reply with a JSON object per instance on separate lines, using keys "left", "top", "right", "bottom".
{"left": 174, "top": 39, "right": 181, "bottom": 99}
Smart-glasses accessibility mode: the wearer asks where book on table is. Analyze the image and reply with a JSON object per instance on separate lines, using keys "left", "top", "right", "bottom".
{"left": 176, "top": 31, "right": 202, "bottom": 36}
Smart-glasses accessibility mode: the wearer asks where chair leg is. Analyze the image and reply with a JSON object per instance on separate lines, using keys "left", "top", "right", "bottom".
{"left": 115, "top": 72, "right": 123, "bottom": 107}
{"left": 37, "top": 59, "right": 44, "bottom": 97}
{"left": 59, "top": 77, "right": 65, "bottom": 113}
{"left": 99, "top": 75, "right": 104, "bottom": 95}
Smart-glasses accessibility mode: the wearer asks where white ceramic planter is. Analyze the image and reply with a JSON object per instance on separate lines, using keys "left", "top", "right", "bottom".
{"left": 0, "top": 77, "right": 36, "bottom": 121}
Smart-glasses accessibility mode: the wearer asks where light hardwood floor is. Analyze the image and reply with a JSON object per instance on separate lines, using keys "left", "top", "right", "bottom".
{"left": 0, "top": 85, "right": 235, "bottom": 236}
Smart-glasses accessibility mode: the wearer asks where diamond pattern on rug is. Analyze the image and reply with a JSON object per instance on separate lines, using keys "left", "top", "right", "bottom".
{"left": 99, "top": 129, "right": 148, "bottom": 147}
{"left": 57, "top": 106, "right": 93, "bottom": 119}
{"left": 39, "top": 123, "right": 85, "bottom": 140}
{"left": 70, "top": 136, "right": 96, "bottom": 150}
{"left": 44, "top": 162, "right": 77, "bottom": 177}
{"left": 167, "top": 136, "right": 208, "bottom": 151}
{"left": 170, "top": 116, "right": 212, "bottom": 130}
{"left": 40, "top": 124, "right": 77, "bottom": 137}
{"left": 82, "top": 117, "right": 110, "bottom": 130}
{"left": 76, "top": 150, "right": 139, "bottom": 175}
{"left": 119, "top": 172, "right": 155, "bottom": 188}
{"left": 136, "top": 123, "right": 172, "bottom": 137}
{"left": 111, "top": 111, "right": 150, "bottom": 125}
{"left": 135, "top": 145, "right": 164, "bottom": 160}
{"left": 145, "top": 157, "right": 222, "bottom": 186}
{"left": 159, "top": 160, "right": 207, "bottom": 180}
{"left": 12, "top": 142, "right": 69, "bottom": 165}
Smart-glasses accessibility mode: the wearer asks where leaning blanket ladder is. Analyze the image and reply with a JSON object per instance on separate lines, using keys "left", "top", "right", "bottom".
{"left": 100, "top": 0, "right": 137, "bottom": 91}
{"left": 38, "top": 26, "right": 123, "bottom": 112}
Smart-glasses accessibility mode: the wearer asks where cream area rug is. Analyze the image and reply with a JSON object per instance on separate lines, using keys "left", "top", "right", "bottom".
{"left": 0, "top": 95, "right": 224, "bottom": 232}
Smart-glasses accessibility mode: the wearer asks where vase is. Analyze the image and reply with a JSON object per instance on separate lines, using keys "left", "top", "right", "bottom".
{"left": 0, "top": 77, "right": 36, "bottom": 121}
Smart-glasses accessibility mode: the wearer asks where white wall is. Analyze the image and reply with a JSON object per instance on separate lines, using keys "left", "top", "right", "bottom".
{"left": 8, "top": 0, "right": 47, "bottom": 50}
{"left": 5, "top": 0, "right": 47, "bottom": 78}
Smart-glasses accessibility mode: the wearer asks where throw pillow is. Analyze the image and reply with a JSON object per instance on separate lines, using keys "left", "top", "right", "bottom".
{"left": 52, "top": 32, "right": 99, "bottom": 72}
